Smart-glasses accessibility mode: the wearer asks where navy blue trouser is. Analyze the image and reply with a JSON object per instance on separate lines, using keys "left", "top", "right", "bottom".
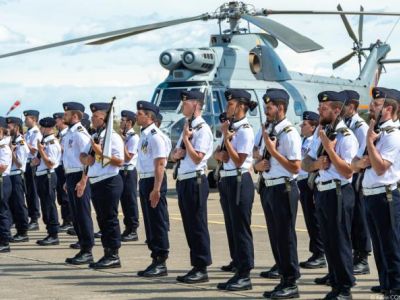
{"left": 218, "top": 179, "right": 235, "bottom": 266}
{"left": 35, "top": 172, "right": 59, "bottom": 235}
{"left": 66, "top": 171, "right": 94, "bottom": 251}
{"left": 261, "top": 180, "right": 300, "bottom": 283}
{"left": 9, "top": 174, "right": 29, "bottom": 233}
{"left": 365, "top": 189, "right": 400, "bottom": 291}
{"left": 91, "top": 175, "right": 123, "bottom": 250}
{"left": 119, "top": 169, "right": 139, "bottom": 230}
{"left": 25, "top": 163, "right": 40, "bottom": 220}
{"left": 315, "top": 184, "right": 355, "bottom": 290}
{"left": 177, "top": 175, "right": 212, "bottom": 268}
{"left": 0, "top": 176, "right": 12, "bottom": 244}
{"left": 219, "top": 173, "right": 254, "bottom": 272}
{"left": 297, "top": 178, "right": 324, "bottom": 256}
{"left": 55, "top": 165, "right": 72, "bottom": 223}
{"left": 139, "top": 175, "right": 169, "bottom": 260}
{"left": 351, "top": 174, "right": 371, "bottom": 254}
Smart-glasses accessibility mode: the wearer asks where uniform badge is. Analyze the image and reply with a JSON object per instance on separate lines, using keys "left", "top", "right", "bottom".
{"left": 141, "top": 139, "right": 148, "bottom": 154}
{"left": 68, "top": 139, "right": 73, "bottom": 148}
{"left": 322, "top": 95, "right": 328, "bottom": 101}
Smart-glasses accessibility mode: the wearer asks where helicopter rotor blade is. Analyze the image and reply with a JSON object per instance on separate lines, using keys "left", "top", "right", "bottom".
{"left": 0, "top": 14, "right": 209, "bottom": 59}
{"left": 337, "top": 4, "right": 359, "bottom": 45}
{"left": 260, "top": 10, "right": 400, "bottom": 17}
{"left": 359, "top": 6, "right": 364, "bottom": 45}
{"left": 332, "top": 50, "right": 357, "bottom": 69}
{"left": 242, "top": 14, "right": 323, "bottom": 53}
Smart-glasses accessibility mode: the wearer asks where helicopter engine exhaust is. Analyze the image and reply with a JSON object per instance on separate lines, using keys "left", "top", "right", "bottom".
{"left": 182, "top": 48, "right": 215, "bottom": 72}
{"left": 159, "top": 49, "right": 185, "bottom": 71}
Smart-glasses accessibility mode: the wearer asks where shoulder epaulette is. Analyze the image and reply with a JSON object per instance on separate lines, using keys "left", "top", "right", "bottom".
{"left": 283, "top": 125, "right": 293, "bottom": 133}
{"left": 355, "top": 120, "right": 365, "bottom": 129}
{"left": 19, "top": 140, "right": 25, "bottom": 145}
{"left": 127, "top": 132, "right": 136, "bottom": 136}
{"left": 77, "top": 126, "right": 84, "bottom": 132}
{"left": 33, "top": 130, "right": 38, "bottom": 133}
{"left": 382, "top": 126, "right": 398, "bottom": 134}
{"left": 151, "top": 129, "right": 157, "bottom": 135}
{"left": 242, "top": 124, "right": 250, "bottom": 129}
{"left": 337, "top": 127, "right": 351, "bottom": 136}
{"left": 0, "top": 144, "right": 5, "bottom": 149}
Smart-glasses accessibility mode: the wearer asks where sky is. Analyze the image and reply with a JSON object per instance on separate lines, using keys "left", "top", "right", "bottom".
{"left": 0, "top": 0, "right": 400, "bottom": 117}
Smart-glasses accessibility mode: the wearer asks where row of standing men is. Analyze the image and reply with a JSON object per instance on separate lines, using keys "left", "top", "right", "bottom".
{"left": 0, "top": 87, "right": 400, "bottom": 299}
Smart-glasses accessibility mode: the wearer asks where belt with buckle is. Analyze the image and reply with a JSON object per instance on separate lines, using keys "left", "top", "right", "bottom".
{"left": 177, "top": 170, "right": 204, "bottom": 181}
{"left": 317, "top": 180, "right": 347, "bottom": 192}
{"left": 264, "top": 177, "right": 291, "bottom": 187}
{"left": 89, "top": 173, "right": 116, "bottom": 184}
{"left": 10, "top": 170, "right": 23, "bottom": 176}
{"left": 220, "top": 169, "right": 248, "bottom": 178}
{"left": 139, "top": 172, "right": 155, "bottom": 179}
{"left": 36, "top": 169, "right": 55, "bottom": 176}
{"left": 64, "top": 167, "right": 83, "bottom": 174}
{"left": 363, "top": 184, "right": 398, "bottom": 196}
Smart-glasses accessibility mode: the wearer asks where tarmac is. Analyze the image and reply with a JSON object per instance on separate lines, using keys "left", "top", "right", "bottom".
{"left": 0, "top": 170, "right": 383, "bottom": 299}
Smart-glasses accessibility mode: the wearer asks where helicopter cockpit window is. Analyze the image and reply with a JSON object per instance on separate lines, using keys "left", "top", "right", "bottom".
{"left": 294, "top": 101, "right": 303, "bottom": 116}
{"left": 158, "top": 88, "right": 202, "bottom": 111}
{"left": 211, "top": 91, "right": 222, "bottom": 114}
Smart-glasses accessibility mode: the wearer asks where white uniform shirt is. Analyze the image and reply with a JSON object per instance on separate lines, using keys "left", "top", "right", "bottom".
{"left": 223, "top": 117, "right": 254, "bottom": 171}
{"left": 86, "top": 130, "right": 124, "bottom": 178}
{"left": 175, "top": 116, "right": 213, "bottom": 174}
{"left": 58, "top": 127, "right": 68, "bottom": 165}
{"left": 298, "top": 135, "right": 314, "bottom": 177}
{"left": 259, "top": 118, "right": 302, "bottom": 179}
{"left": 137, "top": 123, "right": 168, "bottom": 174}
{"left": 308, "top": 120, "right": 358, "bottom": 183}
{"left": 24, "top": 125, "right": 42, "bottom": 160}
{"left": 346, "top": 113, "right": 368, "bottom": 157}
{"left": 36, "top": 134, "right": 61, "bottom": 172}
{"left": 62, "top": 122, "right": 91, "bottom": 170}
{"left": 0, "top": 139, "right": 12, "bottom": 176}
{"left": 11, "top": 135, "right": 29, "bottom": 172}
{"left": 121, "top": 128, "right": 139, "bottom": 168}
{"left": 363, "top": 120, "right": 400, "bottom": 188}
{"left": 394, "top": 119, "right": 400, "bottom": 127}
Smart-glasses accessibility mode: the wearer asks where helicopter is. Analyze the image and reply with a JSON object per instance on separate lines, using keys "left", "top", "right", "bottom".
{"left": 1, "top": 1, "right": 400, "bottom": 186}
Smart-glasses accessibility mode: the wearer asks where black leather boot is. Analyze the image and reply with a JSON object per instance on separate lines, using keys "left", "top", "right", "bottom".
{"left": 137, "top": 257, "right": 168, "bottom": 277}
{"left": 89, "top": 248, "right": 121, "bottom": 269}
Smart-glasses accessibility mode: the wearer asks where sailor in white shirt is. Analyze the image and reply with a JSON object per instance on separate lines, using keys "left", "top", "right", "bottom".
{"left": 351, "top": 87, "right": 400, "bottom": 296}
{"left": 6, "top": 117, "right": 30, "bottom": 243}
{"left": 33, "top": 117, "right": 61, "bottom": 246}
{"left": 23, "top": 110, "right": 42, "bottom": 230}
{"left": 171, "top": 90, "right": 213, "bottom": 283}
{"left": 53, "top": 112, "right": 73, "bottom": 232}
{"left": 80, "top": 102, "right": 124, "bottom": 270}
{"left": 342, "top": 89, "right": 371, "bottom": 275}
{"left": 0, "top": 117, "right": 13, "bottom": 253}
{"left": 62, "top": 102, "right": 94, "bottom": 265}
{"left": 253, "top": 89, "right": 302, "bottom": 298}
{"left": 296, "top": 111, "right": 326, "bottom": 270}
{"left": 214, "top": 89, "right": 257, "bottom": 291}
{"left": 302, "top": 91, "right": 358, "bottom": 299}
{"left": 119, "top": 110, "right": 140, "bottom": 242}
{"left": 135, "top": 100, "right": 170, "bottom": 278}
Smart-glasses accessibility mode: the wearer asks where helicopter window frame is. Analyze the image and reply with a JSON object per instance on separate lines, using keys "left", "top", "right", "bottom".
{"left": 155, "top": 85, "right": 207, "bottom": 112}
{"left": 294, "top": 101, "right": 304, "bottom": 117}
{"left": 211, "top": 91, "right": 223, "bottom": 115}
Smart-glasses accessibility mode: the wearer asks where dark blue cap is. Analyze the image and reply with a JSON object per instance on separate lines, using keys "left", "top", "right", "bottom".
{"left": 181, "top": 90, "right": 205, "bottom": 102}
{"left": 263, "top": 88, "right": 290, "bottom": 104}
{"left": 39, "top": 117, "right": 56, "bottom": 128}
{"left": 342, "top": 90, "right": 360, "bottom": 103}
{"left": 225, "top": 89, "right": 251, "bottom": 102}
{"left": 224, "top": 89, "right": 258, "bottom": 111}
{"left": 121, "top": 110, "right": 137, "bottom": 122}
{"left": 6, "top": 116, "right": 23, "bottom": 126}
{"left": 63, "top": 102, "right": 85, "bottom": 113}
{"left": 53, "top": 112, "right": 64, "bottom": 119}
{"left": 83, "top": 113, "right": 89, "bottom": 120}
{"left": 303, "top": 111, "right": 319, "bottom": 121}
{"left": 136, "top": 100, "right": 159, "bottom": 115}
{"left": 372, "top": 87, "right": 400, "bottom": 101}
{"left": 23, "top": 110, "right": 39, "bottom": 118}
{"left": 318, "top": 91, "right": 346, "bottom": 103}
{"left": 0, "top": 117, "right": 7, "bottom": 128}
{"left": 90, "top": 102, "right": 110, "bottom": 113}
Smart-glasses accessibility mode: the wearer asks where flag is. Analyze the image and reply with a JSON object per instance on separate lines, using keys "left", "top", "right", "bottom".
{"left": 6, "top": 100, "right": 21, "bottom": 115}
{"left": 101, "top": 96, "right": 116, "bottom": 167}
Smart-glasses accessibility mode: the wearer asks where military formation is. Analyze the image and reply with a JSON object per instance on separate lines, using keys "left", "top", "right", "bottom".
{"left": 0, "top": 86, "right": 400, "bottom": 300}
